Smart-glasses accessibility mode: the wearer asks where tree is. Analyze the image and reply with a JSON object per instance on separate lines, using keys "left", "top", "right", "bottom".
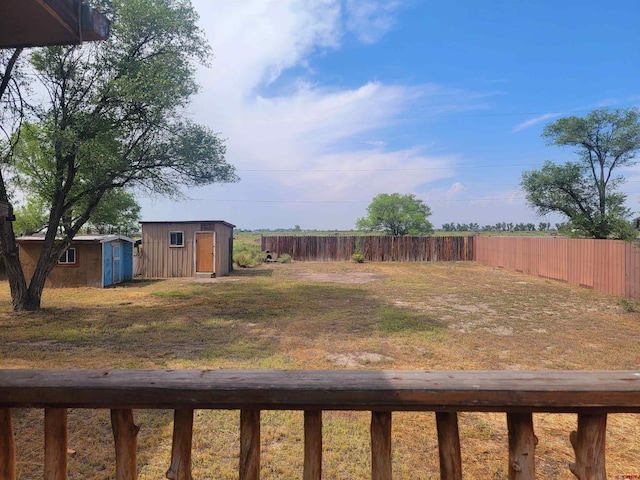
{"left": 0, "top": 0, "right": 238, "bottom": 310}
{"left": 521, "top": 108, "right": 640, "bottom": 240}
{"left": 85, "top": 188, "right": 141, "bottom": 235}
{"left": 356, "top": 193, "right": 433, "bottom": 235}
{"left": 13, "top": 198, "right": 48, "bottom": 236}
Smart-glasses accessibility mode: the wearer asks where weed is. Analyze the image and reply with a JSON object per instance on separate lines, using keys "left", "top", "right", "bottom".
{"left": 351, "top": 253, "right": 365, "bottom": 263}
{"left": 277, "top": 253, "right": 292, "bottom": 264}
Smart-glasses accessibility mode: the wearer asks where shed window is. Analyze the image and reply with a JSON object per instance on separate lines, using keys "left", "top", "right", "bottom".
{"left": 169, "top": 231, "right": 184, "bottom": 247}
{"left": 59, "top": 248, "right": 77, "bottom": 265}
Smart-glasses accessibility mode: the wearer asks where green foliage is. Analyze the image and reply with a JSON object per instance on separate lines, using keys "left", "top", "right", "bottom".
{"left": 521, "top": 108, "right": 640, "bottom": 240}
{"left": 277, "top": 253, "right": 292, "bottom": 264}
{"left": 351, "top": 253, "right": 365, "bottom": 263}
{"left": 85, "top": 188, "right": 141, "bottom": 236}
{"left": 233, "top": 242, "right": 266, "bottom": 268}
{"left": 619, "top": 297, "right": 640, "bottom": 313}
{"left": 1, "top": 0, "right": 239, "bottom": 309}
{"left": 356, "top": 193, "right": 434, "bottom": 236}
{"left": 13, "top": 197, "right": 48, "bottom": 236}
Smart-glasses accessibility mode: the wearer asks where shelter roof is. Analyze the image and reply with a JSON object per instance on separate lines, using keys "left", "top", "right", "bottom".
{"left": 0, "top": 0, "right": 109, "bottom": 48}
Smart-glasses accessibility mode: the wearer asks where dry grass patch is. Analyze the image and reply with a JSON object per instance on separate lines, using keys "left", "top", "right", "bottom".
{"left": 1, "top": 261, "right": 640, "bottom": 478}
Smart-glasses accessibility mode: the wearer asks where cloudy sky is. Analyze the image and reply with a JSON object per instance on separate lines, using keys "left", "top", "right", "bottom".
{"left": 139, "top": 0, "right": 640, "bottom": 230}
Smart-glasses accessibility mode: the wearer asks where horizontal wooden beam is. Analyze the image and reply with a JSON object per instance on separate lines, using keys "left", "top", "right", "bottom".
{"left": 0, "top": 0, "right": 109, "bottom": 48}
{"left": 1, "top": 370, "right": 640, "bottom": 413}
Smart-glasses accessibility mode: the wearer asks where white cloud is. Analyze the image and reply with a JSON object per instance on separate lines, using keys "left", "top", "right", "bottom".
{"left": 140, "top": 1, "right": 486, "bottom": 228}
{"left": 512, "top": 112, "right": 562, "bottom": 133}
{"left": 344, "top": 0, "right": 402, "bottom": 44}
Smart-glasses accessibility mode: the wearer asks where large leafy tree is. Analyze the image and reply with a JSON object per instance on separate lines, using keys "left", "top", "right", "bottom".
{"left": 0, "top": 0, "right": 237, "bottom": 311}
{"left": 356, "top": 193, "right": 434, "bottom": 236}
{"left": 521, "top": 108, "right": 640, "bottom": 240}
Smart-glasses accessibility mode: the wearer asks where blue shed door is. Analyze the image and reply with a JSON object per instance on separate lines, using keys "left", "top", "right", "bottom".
{"left": 112, "top": 242, "right": 121, "bottom": 284}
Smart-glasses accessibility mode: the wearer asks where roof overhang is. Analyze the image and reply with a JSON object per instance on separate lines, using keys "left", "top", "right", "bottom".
{"left": 0, "top": 0, "right": 110, "bottom": 48}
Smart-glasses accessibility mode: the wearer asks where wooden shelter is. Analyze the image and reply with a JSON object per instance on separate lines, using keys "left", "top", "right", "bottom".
{"left": 0, "top": 0, "right": 109, "bottom": 48}
{"left": 17, "top": 235, "right": 134, "bottom": 288}
{"left": 139, "top": 221, "right": 235, "bottom": 278}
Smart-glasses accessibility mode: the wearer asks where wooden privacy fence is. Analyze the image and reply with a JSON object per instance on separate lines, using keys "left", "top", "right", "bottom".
{"left": 261, "top": 235, "right": 474, "bottom": 262}
{"left": 2, "top": 369, "right": 640, "bottom": 480}
{"left": 474, "top": 236, "right": 640, "bottom": 299}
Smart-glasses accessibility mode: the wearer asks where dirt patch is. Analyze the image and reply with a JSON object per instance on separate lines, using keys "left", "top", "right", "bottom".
{"left": 327, "top": 351, "right": 394, "bottom": 367}
{"left": 295, "top": 272, "right": 385, "bottom": 284}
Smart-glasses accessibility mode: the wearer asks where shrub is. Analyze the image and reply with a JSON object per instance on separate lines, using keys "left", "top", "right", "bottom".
{"left": 234, "top": 252, "right": 254, "bottom": 268}
{"left": 233, "top": 242, "right": 267, "bottom": 268}
{"left": 351, "top": 253, "right": 365, "bottom": 263}
{"left": 277, "top": 253, "right": 292, "bottom": 264}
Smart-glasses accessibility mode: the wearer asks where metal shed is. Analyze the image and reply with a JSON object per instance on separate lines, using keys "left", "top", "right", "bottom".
{"left": 17, "top": 235, "right": 134, "bottom": 288}
{"left": 139, "top": 221, "right": 235, "bottom": 278}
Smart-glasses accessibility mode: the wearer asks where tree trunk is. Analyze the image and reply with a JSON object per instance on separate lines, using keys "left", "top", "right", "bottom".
{"left": 0, "top": 219, "right": 29, "bottom": 311}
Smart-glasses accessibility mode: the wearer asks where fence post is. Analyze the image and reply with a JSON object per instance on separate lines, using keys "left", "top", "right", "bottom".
{"left": 371, "top": 411, "right": 392, "bottom": 480}
{"left": 569, "top": 414, "right": 607, "bottom": 480}
{"left": 111, "top": 409, "right": 139, "bottom": 480}
{"left": 304, "top": 411, "right": 322, "bottom": 480}
{"left": 166, "top": 409, "right": 193, "bottom": 480}
{"left": 0, "top": 409, "right": 15, "bottom": 480}
{"left": 436, "top": 412, "right": 462, "bottom": 480}
{"left": 240, "top": 409, "right": 260, "bottom": 480}
{"left": 507, "top": 413, "right": 536, "bottom": 480}
{"left": 44, "top": 408, "right": 67, "bottom": 480}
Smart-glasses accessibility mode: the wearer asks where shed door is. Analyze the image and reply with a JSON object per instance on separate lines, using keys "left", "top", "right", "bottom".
{"left": 112, "top": 242, "right": 122, "bottom": 283}
{"left": 195, "top": 232, "right": 215, "bottom": 273}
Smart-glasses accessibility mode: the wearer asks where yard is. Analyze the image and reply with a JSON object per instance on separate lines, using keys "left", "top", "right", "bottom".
{"left": 1, "top": 260, "right": 640, "bottom": 479}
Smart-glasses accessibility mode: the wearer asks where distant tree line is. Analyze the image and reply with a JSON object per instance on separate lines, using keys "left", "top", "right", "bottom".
{"left": 440, "top": 222, "right": 553, "bottom": 232}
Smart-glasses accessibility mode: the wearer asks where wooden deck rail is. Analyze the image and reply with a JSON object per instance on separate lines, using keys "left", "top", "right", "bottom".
{"left": 1, "top": 369, "right": 640, "bottom": 479}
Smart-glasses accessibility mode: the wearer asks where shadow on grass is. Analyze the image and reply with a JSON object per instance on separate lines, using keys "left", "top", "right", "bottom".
{"left": 1, "top": 280, "right": 447, "bottom": 366}
{"left": 229, "top": 268, "right": 274, "bottom": 277}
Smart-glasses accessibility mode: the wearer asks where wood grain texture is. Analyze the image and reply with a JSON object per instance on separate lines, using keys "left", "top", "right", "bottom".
{"left": 261, "top": 235, "right": 473, "bottom": 262}
{"left": 569, "top": 414, "right": 607, "bottom": 480}
{"left": 371, "top": 411, "right": 392, "bottom": 480}
{"left": 44, "top": 408, "right": 67, "bottom": 480}
{"left": 2, "top": 370, "right": 640, "bottom": 413}
{"left": 111, "top": 409, "right": 139, "bottom": 480}
{"left": 240, "top": 409, "right": 260, "bottom": 480}
{"left": 507, "top": 413, "right": 536, "bottom": 480}
{"left": 166, "top": 409, "right": 193, "bottom": 480}
{"left": 303, "top": 410, "right": 322, "bottom": 480}
{"left": 436, "top": 412, "right": 462, "bottom": 480}
{"left": 0, "top": 409, "right": 15, "bottom": 480}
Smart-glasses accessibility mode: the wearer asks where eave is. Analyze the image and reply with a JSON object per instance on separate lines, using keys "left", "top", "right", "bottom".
{"left": 0, "top": 0, "right": 110, "bottom": 48}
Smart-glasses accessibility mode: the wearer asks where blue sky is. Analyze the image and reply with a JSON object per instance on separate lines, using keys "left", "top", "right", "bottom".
{"left": 139, "top": 0, "right": 640, "bottom": 230}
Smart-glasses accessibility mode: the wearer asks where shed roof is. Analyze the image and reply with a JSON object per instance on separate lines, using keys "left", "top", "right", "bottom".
{"left": 17, "top": 234, "right": 134, "bottom": 244}
{"left": 0, "top": 0, "right": 110, "bottom": 48}
{"left": 140, "top": 220, "right": 236, "bottom": 228}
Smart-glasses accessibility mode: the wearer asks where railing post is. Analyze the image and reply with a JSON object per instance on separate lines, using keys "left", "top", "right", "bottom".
{"left": 371, "top": 411, "right": 392, "bottom": 480}
{"left": 436, "top": 412, "right": 462, "bottom": 480}
{"left": 0, "top": 408, "right": 15, "bottom": 480}
{"left": 240, "top": 409, "right": 260, "bottom": 480}
{"left": 303, "top": 410, "right": 322, "bottom": 480}
{"left": 44, "top": 408, "right": 67, "bottom": 480}
{"left": 111, "top": 409, "right": 139, "bottom": 480}
{"left": 166, "top": 409, "right": 193, "bottom": 480}
{"left": 507, "top": 413, "right": 536, "bottom": 480}
{"left": 569, "top": 414, "right": 607, "bottom": 480}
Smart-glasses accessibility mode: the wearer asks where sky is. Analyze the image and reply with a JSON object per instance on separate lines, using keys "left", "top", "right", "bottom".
{"left": 138, "top": 0, "right": 640, "bottom": 231}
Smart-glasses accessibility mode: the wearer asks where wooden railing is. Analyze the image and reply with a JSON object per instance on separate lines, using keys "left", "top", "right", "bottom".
{"left": 1, "top": 369, "right": 640, "bottom": 480}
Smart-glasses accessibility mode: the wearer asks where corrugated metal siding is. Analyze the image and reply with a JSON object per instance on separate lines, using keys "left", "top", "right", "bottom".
{"left": 140, "top": 222, "right": 234, "bottom": 278}
{"left": 475, "top": 237, "right": 628, "bottom": 297}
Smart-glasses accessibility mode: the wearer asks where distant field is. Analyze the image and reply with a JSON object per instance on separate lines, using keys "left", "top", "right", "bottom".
{"left": 2, "top": 260, "right": 639, "bottom": 479}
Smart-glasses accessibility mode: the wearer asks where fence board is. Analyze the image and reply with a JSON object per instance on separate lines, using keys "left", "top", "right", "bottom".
{"left": 475, "top": 237, "right": 638, "bottom": 299}
{"left": 261, "top": 236, "right": 473, "bottom": 262}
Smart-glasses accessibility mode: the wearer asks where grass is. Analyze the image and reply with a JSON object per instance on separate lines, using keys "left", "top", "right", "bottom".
{"left": 2, "top": 261, "right": 640, "bottom": 478}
